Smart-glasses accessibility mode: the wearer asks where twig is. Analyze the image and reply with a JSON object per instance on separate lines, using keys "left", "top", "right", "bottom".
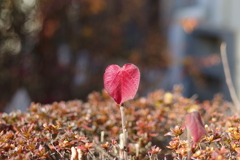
{"left": 88, "top": 150, "right": 96, "bottom": 160}
{"left": 51, "top": 141, "right": 63, "bottom": 158}
{"left": 220, "top": 43, "right": 240, "bottom": 113}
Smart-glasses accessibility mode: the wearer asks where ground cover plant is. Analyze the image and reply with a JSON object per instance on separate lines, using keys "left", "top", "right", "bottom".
{"left": 0, "top": 63, "right": 239, "bottom": 160}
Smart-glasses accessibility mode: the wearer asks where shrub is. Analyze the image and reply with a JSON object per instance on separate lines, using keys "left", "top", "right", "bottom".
{"left": 0, "top": 87, "right": 236, "bottom": 159}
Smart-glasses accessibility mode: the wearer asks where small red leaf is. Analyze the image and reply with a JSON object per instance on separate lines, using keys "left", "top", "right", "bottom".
{"left": 186, "top": 111, "right": 206, "bottom": 142}
{"left": 149, "top": 133, "right": 159, "bottom": 137}
{"left": 103, "top": 63, "right": 140, "bottom": 105}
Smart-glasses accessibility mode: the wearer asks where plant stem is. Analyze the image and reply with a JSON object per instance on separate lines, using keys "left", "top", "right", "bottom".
{"left": 120, "top": 105, "right": 127, "bottom": 160}
{"left": 187, "top": 128, "right": 191, "bottom": 160}
{"left": 220, "top": 43, "right": 240, "bottom": 113}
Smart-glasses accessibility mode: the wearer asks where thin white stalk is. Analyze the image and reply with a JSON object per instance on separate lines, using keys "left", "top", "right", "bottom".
{"left": 220, "top": 43, "right": 240, "bottom": 112}
{"left": 71, "top": 147, "right": 77, "bottom": 160}
{"left": 100, "top": 131, "right": 105, "bottom": 159}
{"left": 77, "top": 148, "right": 83, "bottom": 160}
{"left": 119, "top": 133, "right": 124, "bottom": 159}
{"left": 135, "top": 143, "right": 139, "bottom": 158}
{"left": 101, "top": 131, "right": 104, "bottom": 143}
{"left": 187, "top": 128, "right": 191, "bottom": 160}
{"left": 120, "top": 105, "right": 127, "bottom": 160}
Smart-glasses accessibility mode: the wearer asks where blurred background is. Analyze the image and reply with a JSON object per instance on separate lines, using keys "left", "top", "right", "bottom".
{"left": 1, "top": 0, "right": 240, "bottom": 112}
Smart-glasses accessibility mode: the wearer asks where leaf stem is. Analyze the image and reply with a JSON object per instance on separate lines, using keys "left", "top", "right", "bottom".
{"left": 120, "top": 105, "right": 127, "bottom": 160}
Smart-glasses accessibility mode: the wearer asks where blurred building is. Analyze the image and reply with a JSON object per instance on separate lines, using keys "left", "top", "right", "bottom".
{"left": 165, "top": 0, "right": 240, "bottom": 101}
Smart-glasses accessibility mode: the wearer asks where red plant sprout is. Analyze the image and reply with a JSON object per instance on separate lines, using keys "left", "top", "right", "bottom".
{"left": 103, "top": 63, "right": 140, "bottom": 105}
{"left": 186, "top": 111, "right": 206, "bottom": 142}
{"left": 103, "top": 63, "right": 140, "bottom": 160}
{"left": 148, "top": 145, "right": 162, "bottom": 154}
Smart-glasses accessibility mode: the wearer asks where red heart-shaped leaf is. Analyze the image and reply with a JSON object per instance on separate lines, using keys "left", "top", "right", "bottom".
{"left": 186, "top": 111, "right": 206, "bottom": 142}
{"left": 103, "top": 63, "right": 140, "bottom": 105}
